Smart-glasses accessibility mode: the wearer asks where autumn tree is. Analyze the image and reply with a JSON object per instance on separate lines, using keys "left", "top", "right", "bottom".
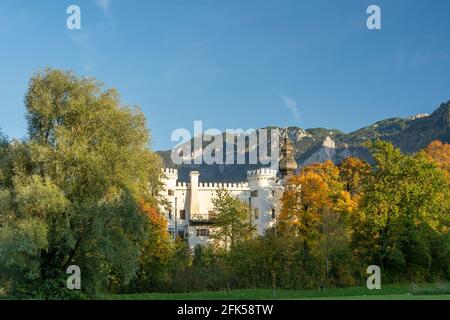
{"left": 0, "top": 69, "right": 164, "bottom": 297}
{"left": 127, "top": 201, "right": 173, "bottom": 292}
{"left": 423, "top": 140, "right": 450, "bottom": 175}
{"left": 278, "top": 161, "right": 356, "bottom": 286}
{"left": 279, "top": 170, "right": 328, "bottom": 240}
{"left": 339, "top": 157, "right": 371, "bottom": 198}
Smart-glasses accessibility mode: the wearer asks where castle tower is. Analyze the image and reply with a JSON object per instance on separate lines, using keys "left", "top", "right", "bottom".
{"left": 162, "top": 168, "right": 178, "bottom": 192}
{"left": 161, "top": 168, "right": 178, "bottom": 236}
{"left": 279, "top": 129, "right": 298, "bottom": 179}
{"left": 247, "top": 168, "right": 277, "bottom": 234}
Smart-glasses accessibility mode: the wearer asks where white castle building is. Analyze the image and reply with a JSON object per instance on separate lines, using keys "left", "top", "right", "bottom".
{"left": 160, "top": 133, "right": 298, "bottom": 249}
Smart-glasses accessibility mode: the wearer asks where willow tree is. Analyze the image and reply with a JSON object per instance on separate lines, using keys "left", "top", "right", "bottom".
{"left": 0, "top": 69, "right": 163, "bottom": 297}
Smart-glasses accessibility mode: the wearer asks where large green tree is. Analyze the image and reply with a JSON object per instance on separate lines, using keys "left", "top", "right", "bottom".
{"left": 209, "top": 188, "right": 255, "bottom": 252}
{"left": 0, "top": 69, "right": 163, "bottom": 297}
{"left": 353, "top": 140, "right": 450, "bottom": 281}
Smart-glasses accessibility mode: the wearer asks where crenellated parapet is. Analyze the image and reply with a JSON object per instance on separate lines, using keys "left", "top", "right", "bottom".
{"left": 199, "top": 182, "right": 249, "bottom": 190}
{"left": 162, "top": 168, "right": 178, "bottom": 180}
{"left": 175, "top": 181, "right": 189, "bottom": 188}
{"left": 247, "top": 168, "right": 277, "bottom": 179}
{"left": 162, "top": 167, "right": 278, "bottom": 192}
{"left": 175, "top": 181, "right": 249, "bottom": 190}
{"left": 247, "top": 168, "right": 277, "bottom": 189}
{"left": 163, "top": 168, "right": 178, "bottom": 175}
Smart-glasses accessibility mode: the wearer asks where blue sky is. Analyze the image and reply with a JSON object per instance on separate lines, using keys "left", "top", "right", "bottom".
{"left": 0, "top": 0, "right": 449, "bottom": 150}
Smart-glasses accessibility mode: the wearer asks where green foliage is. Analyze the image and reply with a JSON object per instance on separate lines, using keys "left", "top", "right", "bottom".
{"left": 209, "top": 188, "right": 255, "bottom": 251}
{"left": 0, "top": 218, "right": 47, "bottom": 283}
{"left": 191, "top": 245, "right": 227, "bottom": 291}
{"left": 126, "top": 202, "right": 174, "bottom": 293}
{"left": 1, "top": 69, "right": 450, "bottom": 298}
{"left": 0, "top": 69, "right": 164, "bottom": 298}
{"left": 186, "top": 140, "right": 450, "bottom": 292}
{"left": 353, "top": 140, "right": 450, "bottom": 281}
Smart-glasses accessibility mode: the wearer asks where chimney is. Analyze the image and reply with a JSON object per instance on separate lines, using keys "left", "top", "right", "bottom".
{"left": 189, "top": 171, "right": 200, "bottom": 218}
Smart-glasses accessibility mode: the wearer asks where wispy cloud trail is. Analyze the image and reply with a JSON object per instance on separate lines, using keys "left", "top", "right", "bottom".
{"left": 280, "top": 94, "right": 300, "bottom": 121}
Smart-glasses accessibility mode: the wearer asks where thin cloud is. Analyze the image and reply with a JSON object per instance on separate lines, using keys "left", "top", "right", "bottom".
{"left": 95, "top": 0, "right": 111, "bottom": 14}
{"left": 395, "top": 49, "right": 450, "bottom": 67}
{"left": 280, "top": 94, "right": 301, "bottom": 120}
{"left": 69, "top": 30, "right": 101, "bottom": 73}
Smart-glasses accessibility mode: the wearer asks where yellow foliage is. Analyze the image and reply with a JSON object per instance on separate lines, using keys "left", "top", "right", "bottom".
{"left": 278, "top": 161, "right": 358, "bottom": 239}
{"left": 424, "top": 140, "right": 450, "bottom": 175}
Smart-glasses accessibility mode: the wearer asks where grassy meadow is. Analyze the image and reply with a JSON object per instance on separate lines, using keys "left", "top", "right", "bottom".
{"left": 100, "top": 283, "right": 450, "bottom": 300}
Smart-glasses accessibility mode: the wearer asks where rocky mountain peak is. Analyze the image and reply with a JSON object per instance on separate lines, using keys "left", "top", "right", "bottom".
{"left": 322, "top": 136, "right": 336, "bottom": 148}
{"left": 406, "top": 113, "right": 430, "bottom": 121}
{"left": 432, "top": 101, "right": 450, "bottom": 126}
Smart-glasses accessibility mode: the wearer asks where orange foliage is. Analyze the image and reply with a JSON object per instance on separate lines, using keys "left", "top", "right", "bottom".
{"left": 424, "top": 140, "right": 450, "bottom": 174}
{"left": 339, "top": 157, "right": 371, "bottom": 197}
{"left": 278, "top": 161, "right": 357, "bottom": 238}
{"left": 139, "top": 200, "right": 167, "bottom": 231}
{"left": 279, "top": 172, "right": 329, "bottom": 232}
{"left": 138, "top": 200, "right": 172, "bottom": 259}
{"left": 297, "top": 171, "right": 331, "bottom": 211}
{"left": 302, "top": 160, "right": 340, "bottom": 188}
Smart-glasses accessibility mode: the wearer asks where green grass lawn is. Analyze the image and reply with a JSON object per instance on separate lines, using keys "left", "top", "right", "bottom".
{"left": 100, "top": 283, "right": 450, "bottom": 300}
{"left": 2, "top": 283, "right": 449, "bottom": 300}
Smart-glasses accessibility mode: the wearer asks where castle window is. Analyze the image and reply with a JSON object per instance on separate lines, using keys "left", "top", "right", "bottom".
{"left": 254, "top": 208, "right": 260, "bottom": 219}
{"left": 179, "top": 209, "right": 186, "bottom": 220}
{"left": 168, "top": 189, "right": 174, "bottom": 196}
{"left": 272, "top": 190, "right": 275, "bottom": 197}
{"left": 197, "top": 228, "right": 209, "bottom": 237}
{"left": 272, "top": 209, "right": 276, "bottom": 219}
{"left": 251, "top": 190, "right": 258, "bottom": 197}
{"left": 168, "top": 210, "right": 172, "bottom": 220}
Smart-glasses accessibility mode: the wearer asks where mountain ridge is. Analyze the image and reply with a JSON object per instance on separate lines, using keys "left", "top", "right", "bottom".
{"left": 157, "top": 101, "right": 450, "bottom": 182}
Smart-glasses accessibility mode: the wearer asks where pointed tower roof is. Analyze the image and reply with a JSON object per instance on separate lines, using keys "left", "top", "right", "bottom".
{"left": 279, "top": 127, "right": 298, "bottom": 178}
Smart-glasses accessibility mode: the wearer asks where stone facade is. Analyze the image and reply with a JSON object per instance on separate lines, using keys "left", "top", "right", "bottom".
{"left": 160, "top": 167, "right": 283, "bottom": 249}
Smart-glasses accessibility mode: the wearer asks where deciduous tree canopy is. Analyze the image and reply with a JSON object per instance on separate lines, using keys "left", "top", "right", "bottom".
{"left": 0, "top": 69, "right": 164, "bottom": 297}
